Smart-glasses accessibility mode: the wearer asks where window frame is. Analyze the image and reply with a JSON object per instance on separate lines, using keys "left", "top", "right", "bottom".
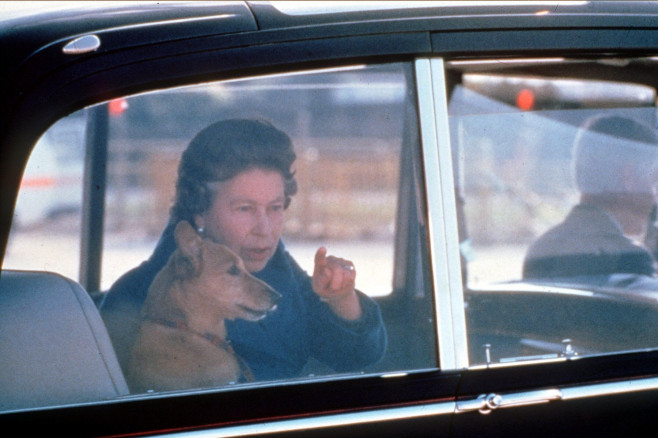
{"left": 443, "top": 54, "right": 658, "bottom": 368}
{"left": 415, "top": 57, "right": 469, "bottom": 370}
{"left": 1, "top": 55, "right": 460, "bottom": 433}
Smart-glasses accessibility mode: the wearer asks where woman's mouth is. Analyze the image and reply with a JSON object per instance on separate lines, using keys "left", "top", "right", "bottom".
{"left": 242, "top": 247, "right": 272, "bottom": 263}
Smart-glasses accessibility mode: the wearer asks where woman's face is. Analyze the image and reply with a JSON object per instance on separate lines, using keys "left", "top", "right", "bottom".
{"left": 195, "top": 168, "right": 286, "bottom": 273}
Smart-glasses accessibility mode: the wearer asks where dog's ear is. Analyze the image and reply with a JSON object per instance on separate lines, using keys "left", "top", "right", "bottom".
{"left": 173, "top": 221, "right": 203, "bottom": 277}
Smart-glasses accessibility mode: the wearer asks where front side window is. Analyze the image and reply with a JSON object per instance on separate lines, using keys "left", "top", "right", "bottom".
{"left": 2, "top": 62, "right": 436, "bottom": 411}
{"left": 447, "top": 58, "right": 658, "bottom": 366}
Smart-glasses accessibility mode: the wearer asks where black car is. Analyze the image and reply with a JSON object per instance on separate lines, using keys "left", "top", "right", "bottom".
{"left": 1, "top": 2, "right": 657, "bottom": 436}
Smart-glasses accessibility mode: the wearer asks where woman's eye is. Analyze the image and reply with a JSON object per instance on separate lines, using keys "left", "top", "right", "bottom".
{"left": 227, "top": 265, "right": 241, "bottom": 276}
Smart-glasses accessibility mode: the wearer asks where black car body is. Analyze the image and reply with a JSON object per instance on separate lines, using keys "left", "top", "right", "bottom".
{"left": 1, "top": 2, "right": 657, "bottom": 436}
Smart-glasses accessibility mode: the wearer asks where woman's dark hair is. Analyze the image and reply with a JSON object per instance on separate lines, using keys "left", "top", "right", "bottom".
{"left": 171, "top": 119, "right": 297, "bottom": 223}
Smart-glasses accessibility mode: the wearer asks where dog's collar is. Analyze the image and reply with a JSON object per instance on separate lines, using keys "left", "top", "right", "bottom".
{"left": 144, "top": 316, "right": 255, "bottom": 382}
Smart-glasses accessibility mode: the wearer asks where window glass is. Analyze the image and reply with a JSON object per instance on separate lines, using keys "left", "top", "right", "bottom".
{"left": 4, "top": 112, "right": 86, "bottom": 278}
{"left": 100, "top": 65, "right": 408, "bottom": 297}
{"left": 447, "top": 58, "right": 658, "bottom": 366}
{"left": 2, "top": 62, "right": 436, "bottom": 409}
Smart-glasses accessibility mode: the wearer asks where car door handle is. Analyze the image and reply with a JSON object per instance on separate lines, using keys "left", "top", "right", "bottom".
{"left": 456, "top": 388, "right": 563, "bottom": 415}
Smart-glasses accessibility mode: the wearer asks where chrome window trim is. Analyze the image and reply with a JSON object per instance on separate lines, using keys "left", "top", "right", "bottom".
{"left": 454, "top": 376, "right": 658, "bottom": 416}
{"left": 156, "top": 401, "right": 455, "bottom": 438}
{"left": 561, "top": 376, "right": 658, "bottom": 401}
{"left": 415, "top": 58, "right": 469, "bottom": 370}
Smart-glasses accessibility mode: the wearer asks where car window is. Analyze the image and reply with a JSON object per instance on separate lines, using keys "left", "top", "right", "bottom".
{"left": 2, "top": 62, "right": 437, "bottom": 410}
{"left": 447, "top": 57, "right": 658, "bottom": 366}
{"left": 5, "top": 112, "right": 86, "bottom": 275}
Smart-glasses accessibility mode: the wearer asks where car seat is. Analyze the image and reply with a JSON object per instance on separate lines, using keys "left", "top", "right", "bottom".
{"left": 0, "top": 270, "right": 129, "bottom": 411}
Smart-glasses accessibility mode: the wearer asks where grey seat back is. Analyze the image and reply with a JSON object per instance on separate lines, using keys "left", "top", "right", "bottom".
{"left": 0, "top": 270, "right": 129, "bottom": 411}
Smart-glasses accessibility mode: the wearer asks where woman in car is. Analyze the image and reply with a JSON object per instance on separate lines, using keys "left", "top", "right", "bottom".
{"left": 100, "top": 118, "right": 387, "bottom": 385}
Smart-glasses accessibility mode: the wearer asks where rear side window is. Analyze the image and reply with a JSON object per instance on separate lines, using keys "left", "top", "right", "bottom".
{"left": 7, "top": 112, "right": 86, "bottom": 273}
{"left": 447, "top": 58, "right": 658, "bottom": 366}
{"left": 2, "top": 62, "right": 437, "bottom": 410}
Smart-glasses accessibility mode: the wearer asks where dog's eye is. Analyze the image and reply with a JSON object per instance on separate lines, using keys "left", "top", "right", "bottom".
{"left": 227, "top": 264, "right": 241, "bottom": 276}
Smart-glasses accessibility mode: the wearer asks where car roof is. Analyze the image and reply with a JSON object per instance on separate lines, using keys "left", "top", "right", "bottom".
{"left": 3, "top": 1, "right": 658, "bottom": 68}
{"left": 2, "top": 1, "right": 658, "bottom": 103}
{"left": 252, "top": 1, "right": 658, "bottom": 29}
{"left": 0, "top": 2, "right": 256, "bottom": 78}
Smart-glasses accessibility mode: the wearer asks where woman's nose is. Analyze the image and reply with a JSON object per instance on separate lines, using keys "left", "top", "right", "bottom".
{"left": 252, "top": 209, "right": 272, "bottom": 235}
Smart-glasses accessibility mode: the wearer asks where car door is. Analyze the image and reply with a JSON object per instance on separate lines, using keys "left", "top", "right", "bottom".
{"left": 0, "top": 7, "right": 460, "bottom": 435}
{"left": 425, "top": 53, "right": 658, "bottom": 436}
{"left": 4, "top": 3, "right": 658, "bottom": 436}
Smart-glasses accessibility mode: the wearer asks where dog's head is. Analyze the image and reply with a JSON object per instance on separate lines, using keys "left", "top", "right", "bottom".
{"left": 171, "top": 221, "right": 281, "bottom": 322}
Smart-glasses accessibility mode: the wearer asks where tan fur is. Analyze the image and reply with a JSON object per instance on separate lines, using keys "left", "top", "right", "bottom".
{"left": 128, "top": 221, "right": 280, "bottom": 393}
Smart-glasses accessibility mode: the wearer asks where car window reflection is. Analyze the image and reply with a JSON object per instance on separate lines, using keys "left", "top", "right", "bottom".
{"left": 523, "top": 115, "right": 658, "bottom": 287}
{"left": 448, "top": 60, "right": 658, "bottom": 365}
